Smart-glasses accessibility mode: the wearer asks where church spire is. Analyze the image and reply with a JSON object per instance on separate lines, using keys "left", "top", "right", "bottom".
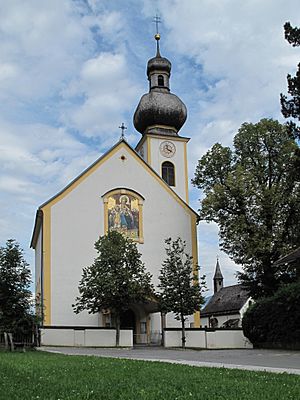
{"left": 153, "top": 14, "right": 161, "bottom": 57}
{"left": 213, "top": 257, "right": 224, "bottom": 293}
{"left": 133, "top": 20, "right": 187, "bottom": 137}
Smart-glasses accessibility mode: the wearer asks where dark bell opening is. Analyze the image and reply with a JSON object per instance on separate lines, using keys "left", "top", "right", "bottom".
{"left": 158, "top": 75, "right": 164, "bottom": 87}
{"left": 162, "top": 161, "right": 175, "bottom": 186}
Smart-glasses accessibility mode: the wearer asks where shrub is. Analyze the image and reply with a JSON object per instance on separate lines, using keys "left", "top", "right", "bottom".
{"left": 242, "top": 281, "right": 300, "bottom": 348}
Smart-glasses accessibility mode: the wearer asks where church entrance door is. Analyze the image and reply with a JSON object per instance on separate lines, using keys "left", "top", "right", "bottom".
{"left": 120, "top": 309, "right": 137, "bottom": 344}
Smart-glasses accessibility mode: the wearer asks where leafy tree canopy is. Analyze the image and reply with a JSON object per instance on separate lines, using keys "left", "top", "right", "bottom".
{"left": 73, "top": 231, "right": 154, "bottom": 345}
{"left": 284, "top": 22, "right": 300, "bottom": 47}
{"left": 0, "top": 239, "right": 33, "bottom": 334}
{"left": 192, "top": 119, "right": 300, "bottom": 299}
{"left": 158, "top": 238, "right": 204, "bottom": 348}
{"left": 280, "top": 22, "right": 300, "bottom": 136}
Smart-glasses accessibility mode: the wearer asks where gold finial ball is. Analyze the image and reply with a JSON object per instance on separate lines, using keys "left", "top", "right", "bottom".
{"left": 155, "top": 33, "right": 160, "bottom": 41}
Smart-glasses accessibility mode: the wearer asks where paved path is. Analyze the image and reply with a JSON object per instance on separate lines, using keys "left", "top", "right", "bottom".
{"left": 40, "top": 346, "right": 300, "bottom": 375}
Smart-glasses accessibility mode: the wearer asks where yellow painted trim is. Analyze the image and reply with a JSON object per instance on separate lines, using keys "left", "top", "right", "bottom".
{"left": 138, "top": 202, "right": 144, "bottom": 244}
{"left": 103, "top": 188, "right": 144, "bottom": 244}
{"left": 147, "top": 136, "right": 151, "bottom": 165}
{"left": 191, "top": 214, "right": 200, "bottom": 328}
{"left": 184, "top": 142, "right": 189, "bottom": 203}
{"left": 160, "top": 160, "right": 176, "bottom": 187}
{"left": 146, "top": 133, "right": 190, "bottom": 143}
{"left": 42, "top": 205, "right": 51, "bottom": 325}
{"left": 43, "top": 145, "right": 123, "bottom": 208}
{"left": 35, "top": 278, "right": 42, "bottom": 318}
{"left": 135, "top": 135, "right": 147, "bottom": 152}
{"left": 135, "top": 133, "right": 190, "bottom": 155}
{"left": 103, "top": 199, "right": 108, "bottom": 235}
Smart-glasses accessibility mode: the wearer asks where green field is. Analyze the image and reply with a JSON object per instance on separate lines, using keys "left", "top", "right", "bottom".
{"left": 0, "top": 351, "right": 299, "bottom": 400}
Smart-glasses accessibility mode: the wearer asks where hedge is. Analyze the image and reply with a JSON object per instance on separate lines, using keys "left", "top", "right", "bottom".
{"left": 242, "top": 281, "right": 300, "bottom": 349}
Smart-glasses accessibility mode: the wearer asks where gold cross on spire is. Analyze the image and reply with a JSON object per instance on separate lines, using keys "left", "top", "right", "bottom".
{"left": 153, "top": 14, "right": 161, "bottom": 55}
{"left": 153, "top": 14, "right": 161, "bottom": 35}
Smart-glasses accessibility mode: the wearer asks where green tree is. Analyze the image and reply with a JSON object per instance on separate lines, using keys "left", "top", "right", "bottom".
{"left": 242, "top": 281, "right": 300, "bottom": 348}
{"left": 73, "top": 231, "right": 154, "bottom": 346}
{"left": 0, "top": 239, "right": 33, "bottom": 334}
{"left": 158, "top": 238, "right": 204, "bottom": 349}
{"left": 192, "top": 119, "right": 300, "bottom": 299}
{"left": 280, "top": 22, "right": 300, "bottom": 136}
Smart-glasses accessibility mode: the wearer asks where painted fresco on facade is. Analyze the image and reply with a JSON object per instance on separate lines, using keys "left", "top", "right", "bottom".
{"left": 107, "top": 192, "right": 139, "bottom": 239}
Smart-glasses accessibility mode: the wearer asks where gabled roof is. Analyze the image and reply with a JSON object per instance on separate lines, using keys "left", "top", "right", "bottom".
{"left": 201, "top": 284, "right": 250, "bottom": 317}
{"left": 274, "top": 247, "right": 300, "bottom": 266}
{"left": 30, "top": 139, "right": 198, "bottom": 248}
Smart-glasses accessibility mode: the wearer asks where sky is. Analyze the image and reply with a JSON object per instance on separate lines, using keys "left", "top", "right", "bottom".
{"left": 0, "top": 0, "right": 299, "bottom": 294}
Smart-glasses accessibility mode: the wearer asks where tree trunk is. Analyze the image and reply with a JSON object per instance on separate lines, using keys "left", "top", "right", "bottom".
{"left": 160, "top": 312, "right": 166, "bottom": 347}
{"left": 116, "top": 314, "right": 120, "bottom": 347}
{"left": 181, "top": 314, "right": 186, "bottom": 349}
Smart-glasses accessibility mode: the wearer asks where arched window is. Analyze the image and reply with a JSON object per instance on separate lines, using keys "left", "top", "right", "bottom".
{"left": 158, "top": 75, "right": 164, "bottom": 86}
{"left": 162, "top": 161, "right": 175, "bottom": 186}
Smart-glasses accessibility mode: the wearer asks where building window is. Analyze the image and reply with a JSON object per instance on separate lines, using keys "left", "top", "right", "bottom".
{"left": 209, "top": 317, "right": 218, "bottom": 328}
{"left": 162, "top": 161, "right": 175, "bottom": 186}
{"left": 158, "top": 75, "right": 164, "bottom": 86}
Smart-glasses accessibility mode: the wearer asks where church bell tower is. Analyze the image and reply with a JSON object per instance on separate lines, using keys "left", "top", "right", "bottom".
{"left": 213, "top": 258, "right": 224, "bottom": 293}
{"left": 134, "top": 30, "right": 190, "bottom": 202}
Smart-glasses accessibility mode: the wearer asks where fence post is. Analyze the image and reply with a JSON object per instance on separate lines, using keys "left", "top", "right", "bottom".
{"left": 7, "top": 333, "right": 14, "bottom": 351}
{"left": 161, "top": 312, "right": 166, "bottom": 347}
{"left": 3, "top": 332, "right": 9, "bottom": 350}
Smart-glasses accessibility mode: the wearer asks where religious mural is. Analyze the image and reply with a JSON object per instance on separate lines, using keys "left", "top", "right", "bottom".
{"left": 107, "top": 192, "right": 140, "bottom": 240}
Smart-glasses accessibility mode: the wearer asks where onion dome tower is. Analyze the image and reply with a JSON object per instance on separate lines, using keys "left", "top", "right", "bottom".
{"left": 134, "top": 28, "right": 190, "bottom": 203}
{"left": 133, "top": 32, "right": 187, "bottom": 137}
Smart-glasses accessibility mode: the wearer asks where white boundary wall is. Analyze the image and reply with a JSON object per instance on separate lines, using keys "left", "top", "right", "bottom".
{"left": 164, "top": 329, "right": 253, "bottom": 349}
{"left": 41, "top": 328, "right": 133, "bottom": 347}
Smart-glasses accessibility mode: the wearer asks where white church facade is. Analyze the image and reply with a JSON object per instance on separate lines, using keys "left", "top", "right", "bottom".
{"left": 31, "top": 33, "right": 200, "bottom": 345}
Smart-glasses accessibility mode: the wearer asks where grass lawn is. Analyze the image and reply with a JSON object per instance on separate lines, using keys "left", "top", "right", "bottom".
{"left": 0, "top": 351, "right": 299, "bottom": 400}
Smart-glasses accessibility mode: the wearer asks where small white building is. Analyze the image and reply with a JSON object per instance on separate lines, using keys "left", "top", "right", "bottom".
{"left": 31, "top": 35, "right": 200, "bottom": 346}
{"left": 201, "top": 260, "right": 251, "bottom": 328}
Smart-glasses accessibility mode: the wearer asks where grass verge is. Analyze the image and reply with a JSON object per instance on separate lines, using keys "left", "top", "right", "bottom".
{"left": 0, "top": 351, "right": 299, "bottom": 399}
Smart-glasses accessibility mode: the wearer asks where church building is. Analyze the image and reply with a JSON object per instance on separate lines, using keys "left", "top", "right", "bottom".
{"left": 201, "top": 259, "right": 251, "bottom": 329}
{"left": 31, "top": 33, "right": 199, "bottom": 345}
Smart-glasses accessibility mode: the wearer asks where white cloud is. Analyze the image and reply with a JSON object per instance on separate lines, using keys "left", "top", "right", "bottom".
{"left": 62, "top": 52, "right": 142, "bottom": 138}
{"left": 0, "top": 0, "right": 94, "bottom": 102}
{"left": 153, "top": 0, "right": 299, "bottom": 147}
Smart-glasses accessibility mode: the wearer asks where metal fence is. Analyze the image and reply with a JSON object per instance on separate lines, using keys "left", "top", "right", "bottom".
{"left": 0, "top": 328, "right": 40, "bottom": 351}
{"left": 134, "top": 330, "right": 162, "bottom": 346}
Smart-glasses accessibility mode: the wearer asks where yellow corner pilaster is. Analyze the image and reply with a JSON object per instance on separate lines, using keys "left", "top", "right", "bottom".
{"left": 147, "top": 136, "right": 151, "bottom": 165}
{"left": 103, "top": 199, "right": 108, "bottom": 235}
{"left": 194, "top": 311, "right": 201, "bottom": 328}
{"left": 42, "top": 205, "right": 51, "bottom": 326}
{"left": 138, "top": 201, "right": 144, "bottom": 244}
{"left": 191, "top": 214, "right": 200, "bottom": 328}
{"left": 184, "top": 142, "right": 189, "bottom": 203}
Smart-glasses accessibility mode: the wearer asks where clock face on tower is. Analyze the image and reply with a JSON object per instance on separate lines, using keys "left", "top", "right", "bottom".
{"left": 160, "top": 141, "right": 176, "bottom": 158}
